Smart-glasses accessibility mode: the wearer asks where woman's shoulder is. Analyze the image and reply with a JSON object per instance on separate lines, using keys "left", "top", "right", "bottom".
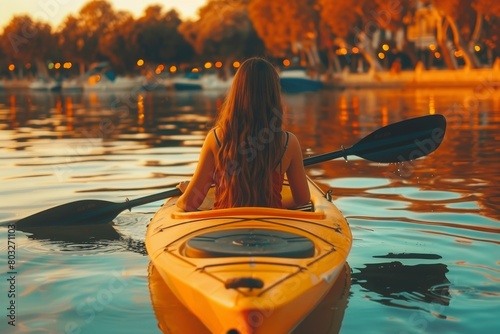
{"left": 283, "top": 131, "right": 299, "bottom": 145}
{"left": 201, "top": 128, "right": 220, "bottom": 150}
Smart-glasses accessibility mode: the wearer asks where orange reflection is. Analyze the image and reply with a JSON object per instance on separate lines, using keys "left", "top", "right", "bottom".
{"left": 339, "top": 96, "right": 348, "bottom": 127}
{"left": 55, "top": 97, "right": 62, "bottom": 115}
{"left": 9, "top": 95, "right": 16, "bottom": 126}
{"left": 428, "top": 95, "right": 436, "bottom": 114}
{"left": 137, "top": 94, "right": 145, "bottom": 132}
{"left": 89, "top": 92, "right": 98, "bottom": 106}
{"left": 66, "top": 96, "right": 73, "bottom": 131}
{"left": 381, "top": 105, "right": 388, "bottom": 126}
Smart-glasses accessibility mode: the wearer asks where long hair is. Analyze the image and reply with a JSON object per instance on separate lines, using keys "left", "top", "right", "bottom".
{"left": 214, "top": 57, "right": 284, "bottom": 207}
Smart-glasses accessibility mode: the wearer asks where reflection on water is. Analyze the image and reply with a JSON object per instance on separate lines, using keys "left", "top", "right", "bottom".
{"left": 352, "top": 258, "right": 451, "bottom": 308}
{"left": 0, "top": 87, "right": 499, "bottom": 333}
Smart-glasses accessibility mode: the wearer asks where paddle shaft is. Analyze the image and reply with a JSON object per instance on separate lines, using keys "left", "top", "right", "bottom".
{"left": 16, "top": 114, "right": 446, "bottom": 228}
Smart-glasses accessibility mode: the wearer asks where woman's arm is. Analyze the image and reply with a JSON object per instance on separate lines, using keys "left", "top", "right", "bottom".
{"left": 285, "top": 133, "right": 311, "bottom": 208}
{"left": 176, "top": 134, "right": 217, "bottom": 211}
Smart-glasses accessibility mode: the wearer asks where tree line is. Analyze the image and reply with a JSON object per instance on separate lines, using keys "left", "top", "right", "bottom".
{"left": 0, "top": 0, "right": 499, "bottom": 78}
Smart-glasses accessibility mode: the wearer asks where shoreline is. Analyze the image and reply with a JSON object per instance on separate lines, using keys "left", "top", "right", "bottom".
{"left": 324, "top": 67, "right": 500, "bottom": 90}
{"left": 2, "top": 67, "right": 500, "bottom": 91}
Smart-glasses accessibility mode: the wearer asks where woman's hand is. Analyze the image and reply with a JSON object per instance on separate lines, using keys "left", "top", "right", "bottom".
{"left": 176, "top": 180, "right": 190, "bottom": 193}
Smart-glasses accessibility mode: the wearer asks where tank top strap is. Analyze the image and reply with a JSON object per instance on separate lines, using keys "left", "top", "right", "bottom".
{"left": 213, "top": 128, "right": 221, "bottom": 148}
{"left": 277, "top": 131, "right": 290, "bottom": 173}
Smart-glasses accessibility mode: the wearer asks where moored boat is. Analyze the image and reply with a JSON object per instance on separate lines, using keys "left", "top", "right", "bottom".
{"left": 146, "top": 177, "right": 352, "bottom": 333}
{"left": 172, "top": 72, "right": 233, "bottom": 91}
{"left": 29, "top": 76, "right": 61, "bottom": 91}
{"left": 279, "top": 68, "right": 323, "bottom": 93}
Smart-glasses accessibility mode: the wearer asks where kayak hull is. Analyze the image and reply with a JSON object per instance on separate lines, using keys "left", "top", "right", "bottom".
{"left": 148, "top": 262, "right": 351, "bottom": 333}
{"left": 146, "top": 178, "right": 352, "bottom": 333}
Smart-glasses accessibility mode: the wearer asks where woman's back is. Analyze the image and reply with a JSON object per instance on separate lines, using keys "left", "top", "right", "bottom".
{"left": 175, "top": 57, "right": 310, "bottom": 211}
{"left": 212, "top": 129, "right": 290, "bottom": 209}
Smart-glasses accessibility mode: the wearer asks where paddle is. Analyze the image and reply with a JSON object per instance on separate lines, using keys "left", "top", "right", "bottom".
{"left": 16, "top": 114, "right": 446, "bottom": 228}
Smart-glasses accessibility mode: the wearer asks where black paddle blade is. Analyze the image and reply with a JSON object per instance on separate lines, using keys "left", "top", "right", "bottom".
{"left": 16, "top": 188, "right": 182, "bottom": 228}
{"left": 303, "top": 114, "right": 447, "bottom": 166}
{"left": 16, "top": 199, "right": 129, "bottom": 229}
{"left": 348, "top": 114, "right": 446, "bottom": 163}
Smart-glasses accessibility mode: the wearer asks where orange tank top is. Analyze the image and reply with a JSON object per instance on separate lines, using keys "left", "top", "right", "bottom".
{"left": 212, "top": 130, "right": 289, "bottom": 209}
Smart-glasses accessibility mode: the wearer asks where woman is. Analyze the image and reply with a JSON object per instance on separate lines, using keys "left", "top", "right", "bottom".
{"left": 176, "top": 57, "right": 310, "bottom": 211}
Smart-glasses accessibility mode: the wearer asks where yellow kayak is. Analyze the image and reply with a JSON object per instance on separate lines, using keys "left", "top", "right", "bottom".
{"left": 146, "top": 177, "right": 352, "bottom": 334}
{"left": 148, "top": 262, "right": 351, "bottom": 333}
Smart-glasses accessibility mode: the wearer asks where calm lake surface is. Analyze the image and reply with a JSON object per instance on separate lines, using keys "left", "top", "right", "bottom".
{"left": 0, "top": 85, "right": 499, "bottom": 333}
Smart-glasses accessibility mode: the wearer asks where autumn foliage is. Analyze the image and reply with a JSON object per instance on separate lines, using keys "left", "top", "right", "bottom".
{"left": 0, "top": 0, "right": 499, "bottom": 76}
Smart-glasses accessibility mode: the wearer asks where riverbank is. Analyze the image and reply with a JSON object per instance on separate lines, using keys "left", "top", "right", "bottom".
{"left": 3, "top": 66, "right": 500, "bottom": 92}
{"left": 326, "top": 66, "right": 500, "bottom": 89}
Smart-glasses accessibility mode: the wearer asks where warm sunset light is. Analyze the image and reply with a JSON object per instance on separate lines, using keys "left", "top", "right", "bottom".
{"left": 336, "top": 48, "right": 348, "bottom": 56}
{"left": 155, "top": 64, "right": 164, "bottom": 74}
{"left": 0, "top": 1, "right": 206, "bottom": 29}
{"left": 1, "top": 2, "right": 499, "bottom": 334}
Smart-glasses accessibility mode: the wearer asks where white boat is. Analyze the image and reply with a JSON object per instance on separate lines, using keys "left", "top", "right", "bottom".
{"left": 61, "top": 77, "right": 84, "bottom": 91}
{"left": 280, "top": 68, "right": 323, "bottom": 93}
{"left": 83, "top": 75, "right": 145, "bottom": 91}
{"left": 142, "top": 73, "right": 174, "bottom": 91}
{"left": 70, "top": 62, "right": 145, "bottom": 92}
{"left": 173, "top": 73, "right": 233, "bottom": 91}
{"left": 29, "top": 77, "right": 61, "bottom": 91}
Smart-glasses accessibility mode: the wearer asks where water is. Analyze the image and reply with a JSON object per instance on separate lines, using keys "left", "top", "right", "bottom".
{"left": 0, "top": 86, "right": 499, "bottom": 333}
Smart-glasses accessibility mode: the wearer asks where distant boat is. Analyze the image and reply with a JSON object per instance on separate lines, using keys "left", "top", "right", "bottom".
{"left": 73, "top": 62, "right": 145, "bottom": 92}
{"left": 279, "top": 68, "right": 323, "bottom": 93}
{"left": 61, "top": 77, "right": 84, "bottom": 92}
{"left": 29, "top": 76, "right": 61, "bottom": 92}
{"left": 83, "top": 75, "right": 145, "bottom": 91}
{"left": 142, "top": 73, "right": 174, "bottom": 91}
{"left": 172, "top": 72, "right": 232, "bottom": 91}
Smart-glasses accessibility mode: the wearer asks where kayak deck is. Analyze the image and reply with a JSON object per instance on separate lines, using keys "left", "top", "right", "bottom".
{"left": 146, "top": 178, "right": 352, "bottom": 333}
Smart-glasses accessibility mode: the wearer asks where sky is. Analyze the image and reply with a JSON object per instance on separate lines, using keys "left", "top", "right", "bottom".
{"left": 0, "top": 0, "right": 207, "bottom": 29}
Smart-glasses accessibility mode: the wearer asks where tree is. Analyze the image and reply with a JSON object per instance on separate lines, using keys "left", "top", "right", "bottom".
{"left": 179, "top": 0, "right": 263, "bottom": 73}
{"left": 249, "top": 0, "right": 321, "bottom": 67}
{"left": 133, "top": 6, "right": 194, "bottom": 65}
{"left": 0, "top": 15, "right": 55, "bottom": 77}
{"left": 473, "top": 0, "right": 500, "bottom": 64}
{"left": 373, "top": 0, "right": 417, "bottom": 68}
{"left": 57, "top": 15, "right": 86, "bottom": 74}
{"left": 431, "top": 0, "right": 482, "bottom": 69}
{"left": 58, "top": 0, "right": 120, "bottom": 72}
{"left": 318, "top": 0, "right": 384, "bottom": 72}
{"left": 98, "top": 12, "right": 138, "bottom": 74}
